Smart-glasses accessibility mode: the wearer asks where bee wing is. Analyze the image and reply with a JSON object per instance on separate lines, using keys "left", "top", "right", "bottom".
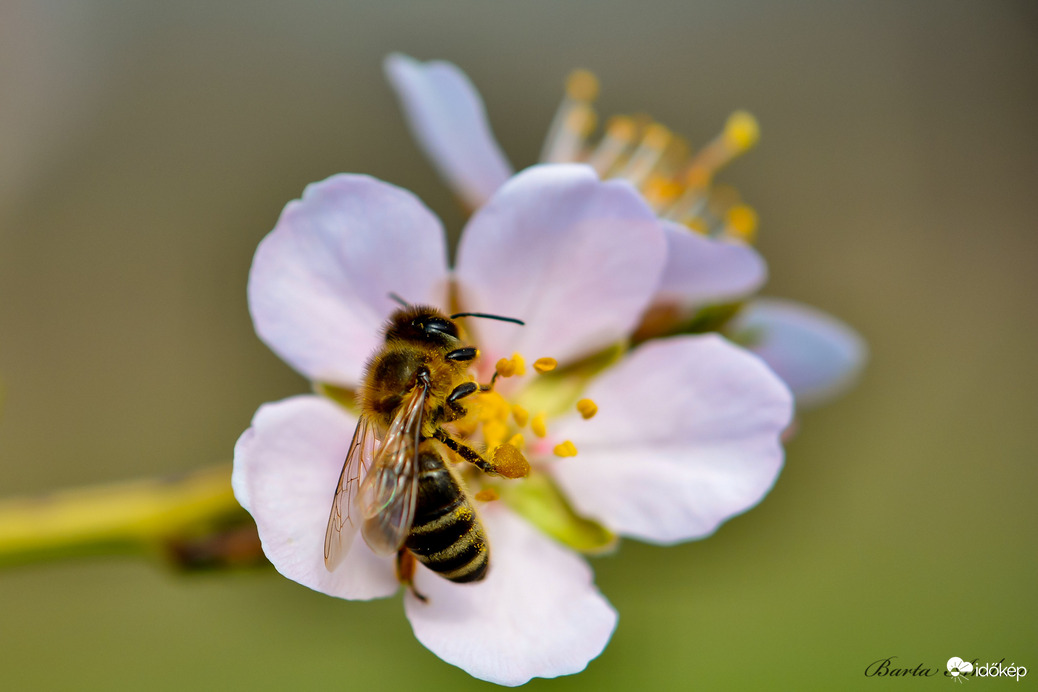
{"left": 357, "top": 382, "right": 428, "bottom": 557}
{"left": 324, "top": 415, "right": 377, "bottom": 571}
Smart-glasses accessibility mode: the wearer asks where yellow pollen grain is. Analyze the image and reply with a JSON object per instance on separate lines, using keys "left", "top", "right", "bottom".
{"left": 725, "top": 204, "right": 759, "bottom": 243}
{"left": 553, "top": 440, "right": 579, "bottom": 458}
{"left": 533, "top": 357, "right": 557, "bottom": 374}
{"left": 723, "top": 110, "right": 760, "bottom": 152}
{"left": 507, "top": 432, "right": 525, "bottom": 450}
{"left": 482, "top": 419, "right": 508, "bottom": 450}
{"left": 566, "top": 69, "right": 600, "bottom": 102}
{"left": 474, "top": 488, "right": 499, "bottom": 503}
{"left": 477, "top": 390, "right": 510, "bottom": 422}
{"left": 511, "top": 404, "right": 529, "bottom": 428}
{"left": 495, "top": 358, "right": 516, "bottom": 378}
{"left": 531, "top": 411, "right": 548, "bottom": 438}
{"left": 493, "top": 443, "right": 531, "bottom": 479}
{"left": 510, "top": 352, "right": 526, "bottom": 376}
{"left": 576, "top": 398, "right": 598, "bottom": 420}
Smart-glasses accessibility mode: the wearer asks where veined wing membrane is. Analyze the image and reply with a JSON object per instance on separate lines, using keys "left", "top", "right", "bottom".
{"left": 323, "top": 415, "right": 377, "bottom": 570}
{"left": 358, "top": 382, "right": 427, "bottom": 556}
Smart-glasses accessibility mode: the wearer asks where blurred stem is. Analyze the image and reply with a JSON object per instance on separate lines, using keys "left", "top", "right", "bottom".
{"left": 0, "top": 464, "right": 254, "bottom": 568}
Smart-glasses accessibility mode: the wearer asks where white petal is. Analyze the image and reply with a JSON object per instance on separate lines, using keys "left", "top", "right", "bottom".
{"left": 550, "top": 335, "right": 793, "bottom": 544}
{"left": 733, "top": 298, "right": 867, "bottom": 408}
{"left": 232, "top": 395, "right": 398, "bottom": 599}
{"left": 454, "top": 164, "right": 666, "bottom": 366}
{"left": 404, "top": 506, "right": 617, "bottom": 686}
{"left": 385, "top": 53, "right": 513, "bottom": 209}
{"left": 248, "top": 174, "right": 450, "bottom": 385}
{"left": 654, "top": 221, "right": 767, "bottom": 309}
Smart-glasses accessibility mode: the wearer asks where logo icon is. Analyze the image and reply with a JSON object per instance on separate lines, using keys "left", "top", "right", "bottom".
{"left": 947, "top": 657, "right": 974, "bottom": 683}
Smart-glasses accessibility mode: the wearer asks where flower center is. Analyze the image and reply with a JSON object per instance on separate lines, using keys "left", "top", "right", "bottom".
{"left": 540, "top": 69, "right": 761, "bottom": 243}
{"left": 457, "top": 351, "right": 596, "bottom": 476}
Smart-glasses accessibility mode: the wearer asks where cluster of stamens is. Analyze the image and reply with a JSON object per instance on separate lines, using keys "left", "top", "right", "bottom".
{"left": 540, "top": 70, "right": 761, "bottom": 242}
{"left": 457, "top": 351, "right": 598, "bottom": 499}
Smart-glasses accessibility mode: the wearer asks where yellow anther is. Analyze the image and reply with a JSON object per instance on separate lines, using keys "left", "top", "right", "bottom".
{"left": 531, "top": 411, "right": 548, "bottom": 438}
{"left": 493, "top": 443, "right": 531, "bottom": 479}
{"left": 474, "top": 488, "right": 499, "bottom": 502}
{"left": 533, "top": 357, "right": 558, "bottom": 374}
{"left": 507, "top": 433, "right": 525, "bottom": 450}
{"left": 495, "top": 358, "right": 516, "bottom": 378}
{"left": 477, "top": 390, "right": 510, "bottom": 422}
{"left": 511, "top": 404, "right": 529, "bottom": 428}
{"left": 565, "top": 104, "right": 598, "bottom": 138}
{"left": 723, "top": 110, "right": 760, "bottom": 152}
{"left": 686, "top": 218, "right": 709, "bottom": 235}
{"left": 725, "top": 204, "right": 759, "bottom": 243}
{"left": 566, "top": 69, "right": 600, "bottom": 102}
{"left": 605, "top": 115, "right": 637, "bottom": 143}
{"left": 643, "top": 176, "right": 684, "bottom": 209}
{"left": 576, "top": 398, "right": 598, "bottom": 420}
{"left": 553, "top": 440, "right": 579, "bottom": 457}
{"left": 510, "top": 352, "right": 526, "bottom": 376}
{"left": 642, "top": 122, "right": 672, "bottom": 151}
{"left": 482, "top": 419, "right": 508, "bottom": 450}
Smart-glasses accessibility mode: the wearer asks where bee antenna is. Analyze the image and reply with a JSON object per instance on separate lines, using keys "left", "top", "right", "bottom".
{"left": 449, "top": 311, "right": 525, "bottom": 326}
{"left": 388, "top": 292, "right": 409, "bottom": 307}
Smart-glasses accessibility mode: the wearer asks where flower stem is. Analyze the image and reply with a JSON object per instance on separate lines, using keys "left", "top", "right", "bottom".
{"left": 0, "top": 464, "right": 257, "bottom": 568}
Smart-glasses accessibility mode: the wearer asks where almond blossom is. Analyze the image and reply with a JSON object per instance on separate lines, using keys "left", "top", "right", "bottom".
{"left": 233, "top": 164, "right": 793, "bottom": 685}
{"left": 385, "top": 54, "right": 865, "bottom": 406}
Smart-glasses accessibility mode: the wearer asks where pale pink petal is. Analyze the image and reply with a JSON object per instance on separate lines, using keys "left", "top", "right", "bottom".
{"left": 454, "top": 164, "right": 666, "bottom": 366}
{"left": 232, "top": 395, "right": 398, "bottom": 600}
{"left": 248, "top": 174, "right": 450, "bottom": 386}
{"left": 550, "top": 335, "right": 793, "bottom": 544}
{"left": 733, "top": 298, "right": 867, "bottom": 407}
{"left": 653, "top": 221, "right": 766, "bottom": 309}
{"left": 385, "top": 53, "right": 513, "bottom": 209}
{"left": 404, "top": 505, "right": 617, "bottom": 686}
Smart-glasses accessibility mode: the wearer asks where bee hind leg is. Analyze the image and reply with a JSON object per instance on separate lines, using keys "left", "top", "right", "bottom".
{"left": 395, "top": 549, "right": 428, "bottom": 603}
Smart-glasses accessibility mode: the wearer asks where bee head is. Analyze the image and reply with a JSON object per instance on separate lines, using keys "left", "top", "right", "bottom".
{"left": 384, "top": 306, "right": 459, "bottom": 346}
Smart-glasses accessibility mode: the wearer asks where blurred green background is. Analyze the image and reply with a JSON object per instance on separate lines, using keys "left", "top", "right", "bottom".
{"left": 1, "top": 1, "right": 1035, "bottom": 689}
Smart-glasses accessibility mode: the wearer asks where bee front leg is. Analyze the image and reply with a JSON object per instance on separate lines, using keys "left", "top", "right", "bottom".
{"left": 396, "top": 550, "right": 427, "bottom": 603}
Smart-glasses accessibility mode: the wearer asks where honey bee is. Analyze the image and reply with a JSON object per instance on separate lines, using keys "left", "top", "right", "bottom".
{"left": 323, "top": 300, "right": 525, "bottom": 593}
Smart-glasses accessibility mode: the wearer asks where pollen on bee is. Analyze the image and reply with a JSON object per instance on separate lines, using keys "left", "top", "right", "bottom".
{"left": 533, "top": 357, "right": 557, "bottom": 374}
{"left": 553, "top": 441, "right": 578, "bottom": 457}
{"left": 511, "top": 404, "right": 529, "bottom": 428}
{"left": 530, "top": 411, "right": 548, "bottom": 438}
{"left": 576, "top": 398, "right": 598, "bottom": 419}
{"left": 492, "top": 443, "right": 531, "bottom": 479}
{"left": 474, "top": 488, "right": 499, "bottom": 502}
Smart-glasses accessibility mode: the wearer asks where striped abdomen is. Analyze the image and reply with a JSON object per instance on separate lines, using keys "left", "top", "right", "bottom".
{"left": 405, "top": 450, "right": 488, "bottom": 583}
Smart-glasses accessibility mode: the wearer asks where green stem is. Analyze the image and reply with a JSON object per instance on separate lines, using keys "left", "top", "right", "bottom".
{"left": 0, "top": 464, "right": 251, "bottom": 567}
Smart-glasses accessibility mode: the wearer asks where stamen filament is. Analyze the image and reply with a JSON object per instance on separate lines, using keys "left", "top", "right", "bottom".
{"left": 540, "top": 70, "right": 600, "bottom": 164}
